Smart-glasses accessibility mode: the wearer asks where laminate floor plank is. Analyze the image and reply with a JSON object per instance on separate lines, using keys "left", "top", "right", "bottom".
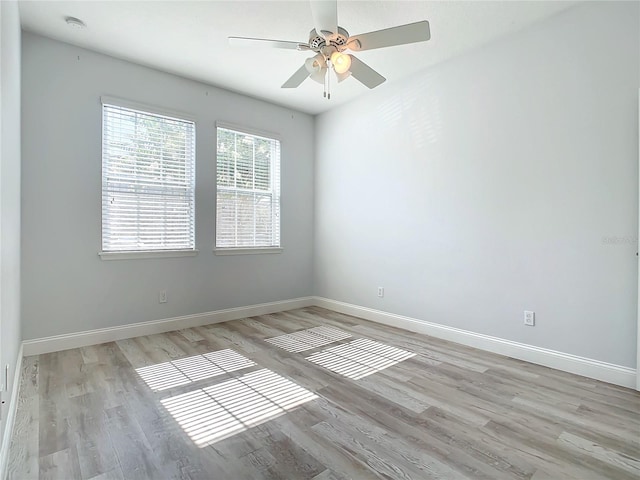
{"left": 68, "top": 392, "right": 118, "bottom": 480}
{"left": 511, "top": 394, "right": 638, "bottom": 442}
{"left": 114, "top": 338, "right": 153, "bottom": 369}
{"left": 251, "top": 421, "right": 327, "bottom": 479}
{"left": 485, "top": 366, "right": 640, "bottom": 415}
{"left": 38, "top": 353, "right": 74, "bottom": 459}
{"left": 39, "top": 447, "right": 81, "bottom": 480}
{"left": 79, "top": 346, "right": 99, "bottom": 365}
{"left": 176, "top": 328, "right": 206, "bottom": 343}
{"left": 312, "top": 469, "right": 348, "bottom": 480}
{"left": 273, "top": 413, "right": 385, "bottom": 480}
{"left": 140, "top": 333, "right": 187, "bottom": 360}
{"left": 321, "top": 386, "right": 524, "bottom": 480}
{"left": 191, "top": 326, "right": 236, "bottom": 351}
{"left": 238, "top": 316, "right": 292, "bottom": 338}
{"left": 86, "top": 344, "right": 126, "bottom": 410}
{"left": 483, "top": 418, "right": 639, "bottom": 480}
{"left": 318, "top": 383, "right": 533, "bottom": 480}
{"left": 86, "top": 467, "right": 125, "bottom": 480}
{"left": 309, "top": 397, "right": 472, "bottom": 480}
{"left": 104, "top": 405, "right": 163, "bottom": 480}
{"left": 133, "top": 335, "right": 182, "bottom": 364}
{"left": 274, "top": 311, "right": 327, "bottom": 330}
{"left": 248, "top": 314, "right": 304, "bottom": 334}
{"left": 8, "top": 307, "right": 640, "bottom": 479}
{"left": 164, "top": 331, "right": 208, "bottom": 357}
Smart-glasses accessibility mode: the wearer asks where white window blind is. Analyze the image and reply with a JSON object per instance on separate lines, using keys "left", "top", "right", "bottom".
{"left": 216, "top": 126, "right": 281, "bottom": 249}
{"left": 102, "top": 101, "right": 196, "bottom": 252}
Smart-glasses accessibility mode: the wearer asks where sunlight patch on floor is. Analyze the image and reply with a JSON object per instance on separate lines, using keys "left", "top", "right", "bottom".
{"left": 265, "top": 326, "right": 352, "bottom": 353}
{"left": 306, "top": 338, "right": 415, "bottom": 380}
{"left": 136, "top": 349, "right": 256, "bottom": 391}
{"left": 161, "top": 368, "right": 317, "bottom": 447}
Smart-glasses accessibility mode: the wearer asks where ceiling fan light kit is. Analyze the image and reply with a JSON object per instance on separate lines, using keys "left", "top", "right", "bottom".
{"left": 330, "top": 51, "right": 351, "bottom": 74}
{"left": 305, "top": 53, "right": 327, "bottom": 84}
{"left": 229, "top": 0, "right": 431, "bottom": 98}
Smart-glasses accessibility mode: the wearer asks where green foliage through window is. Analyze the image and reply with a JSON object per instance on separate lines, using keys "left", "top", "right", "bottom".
{"left": 216, "top": 127, "right": 280, "bottom": 248}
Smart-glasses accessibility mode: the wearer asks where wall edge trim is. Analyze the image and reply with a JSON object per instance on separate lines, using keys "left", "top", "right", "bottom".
{"left": 20, "top": 296, "right": 635, "bottom": 389}
{"left": 0, "top": 344, "right": 24, "bottom": 480}
{"left": 313, "top": 297, "right": 636, "bottom": 389}
{"left": 22, "top": 297, "right": 315, "bottom": 356}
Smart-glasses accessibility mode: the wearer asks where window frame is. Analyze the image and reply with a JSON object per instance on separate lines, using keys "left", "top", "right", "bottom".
{"left": 214, "top": 121, "right": 282, "bottom": 255}
{"left": 99, "top": 96, "right": 198, "bottom": 261}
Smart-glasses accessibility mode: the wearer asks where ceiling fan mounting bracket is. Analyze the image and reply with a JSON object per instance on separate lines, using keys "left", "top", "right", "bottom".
{"left": 308, "top": 27, "right": 349, "bottom": 53}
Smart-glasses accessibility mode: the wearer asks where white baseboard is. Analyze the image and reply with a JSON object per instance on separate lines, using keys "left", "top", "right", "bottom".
{"left": 19, "top": 295, "right": 636, "bottom": 389}
{"left": 0, "top": 344, "right": 23, "bottom": 480}
{"left": 313, "top": 297, "right": 637, "bottom": 389}
{"left": 22, "top": 297, "right": 315, "bottom": 356}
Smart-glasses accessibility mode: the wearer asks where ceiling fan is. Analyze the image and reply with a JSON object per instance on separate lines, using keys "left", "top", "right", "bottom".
{"left": 229, "top": 0, "right": 431, "bottom": 98}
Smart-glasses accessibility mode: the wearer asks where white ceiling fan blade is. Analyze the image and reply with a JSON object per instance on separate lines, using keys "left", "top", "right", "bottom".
{"left": 281, "top": 64, "right": 310, "bottom": 88}
{"left": 309, "top": 0, "right": 338, "bottom": 39}
{"left": 349, "top": 55, "right": 385, "bottom": 89}
{"left": 347, "top": 21, "right": 431, "bottom": 52}
{"left": 229, "top": 36, "right": 310, "bottom": 51}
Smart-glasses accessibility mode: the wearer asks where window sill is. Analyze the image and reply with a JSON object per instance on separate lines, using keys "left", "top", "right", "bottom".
{"left": 99, "top": 249, "right": 199, "bottom": 261}
{"left": 213, "top": 247, "right": 283, "bottom": 256}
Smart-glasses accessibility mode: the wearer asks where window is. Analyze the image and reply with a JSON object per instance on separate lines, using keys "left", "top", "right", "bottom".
{"left": 216, "top": 125, "right": 281, "bottom": 252}
{"left": 101, "top": 98, "right": 196, "bottom": 257}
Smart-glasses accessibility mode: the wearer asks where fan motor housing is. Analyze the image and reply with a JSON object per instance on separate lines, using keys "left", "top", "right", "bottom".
{"left": 308, "top": 27, "right": 349, "bottom": 52}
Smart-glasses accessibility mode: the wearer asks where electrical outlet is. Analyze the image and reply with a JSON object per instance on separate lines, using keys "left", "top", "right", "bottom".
{"left": 377, "top": 287, "right": 384, "bottom": 298}
{"left": 159, "top": 290, "right": 168, "bottom": 304}
{"left": 524, "top": 310, "right": 535, "bottom": 326}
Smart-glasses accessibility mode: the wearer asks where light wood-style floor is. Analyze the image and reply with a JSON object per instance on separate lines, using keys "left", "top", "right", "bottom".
{"left": 7, "top": 307, "right": 640, "bottom": 479}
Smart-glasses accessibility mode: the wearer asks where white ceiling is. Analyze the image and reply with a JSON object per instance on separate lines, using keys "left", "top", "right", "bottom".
{"left": 19, "top": 1, "right": 578, "bottom": 115}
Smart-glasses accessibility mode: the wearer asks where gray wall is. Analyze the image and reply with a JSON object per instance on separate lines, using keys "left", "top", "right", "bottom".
{"left": 19, "top": 2, "right": 640, "bottom": 370}
{"left": 0, "top": 0, "right": 22, "bottom": 441}
{"left": 314, "top": 1, "right": 639, "bottom": 368}
{"left": 21, "top": 33, "right": 315, "bottom": 340}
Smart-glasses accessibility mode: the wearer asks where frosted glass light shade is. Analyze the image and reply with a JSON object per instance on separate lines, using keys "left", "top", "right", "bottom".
{"left": 305, "top": 53, "right": 327, "bottom": 84}
{"left": 330, "top": 51, "right": 351, "bottom": 74}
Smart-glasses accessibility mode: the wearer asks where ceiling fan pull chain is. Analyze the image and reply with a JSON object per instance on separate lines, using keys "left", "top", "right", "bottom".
{"left": 327, "top": 65, "right": 331, "bottom": 100}
{"left": 323, "top": 69, "right": 327, "bottom": 98}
